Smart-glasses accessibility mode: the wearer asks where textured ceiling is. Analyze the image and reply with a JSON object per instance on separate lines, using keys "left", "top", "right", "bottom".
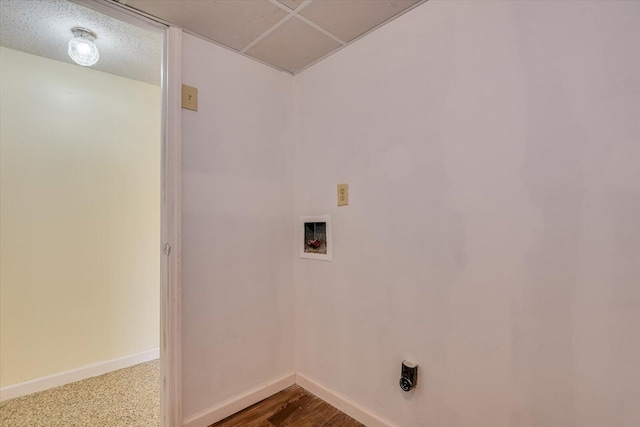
{"left": 118, "top": 0, "right": 425, "bottom": 75}
{"left": 0, "top": 0, "right": 162, "bottom": 85}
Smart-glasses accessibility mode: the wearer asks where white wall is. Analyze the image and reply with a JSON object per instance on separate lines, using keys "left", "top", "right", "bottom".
{"left": 293, "top": 2, "right": 640, "bottom": 427}
{"left": 0, "top": 47, "right": 160, "bottom": 387}
{"left": 180, "top": 34, "right": 295, "bottom": 421}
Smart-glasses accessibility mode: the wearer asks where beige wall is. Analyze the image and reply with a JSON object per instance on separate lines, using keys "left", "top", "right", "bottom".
{"left": 0, "top": 47, "right": 161, "bottom": 387}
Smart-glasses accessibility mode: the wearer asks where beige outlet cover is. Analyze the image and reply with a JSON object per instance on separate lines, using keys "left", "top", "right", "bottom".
{"left": 337, "top": 183, "right": 349, "bottom": 206}
{"left": 182, "top": 84, "right": 198, "bottom": 111}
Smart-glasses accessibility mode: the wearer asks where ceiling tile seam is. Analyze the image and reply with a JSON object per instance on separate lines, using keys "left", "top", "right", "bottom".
{"left": 267, "top": 0, "right": 312, "bottom": 15}
{"left": 268, "top": 0, "right": 346, "bottom": 46}
{"left": 291, "top": 0, "right": 429, "bottom": 76}
{"left": 294, "top": 0, "right": 314, "bottom": 13}
{"left": 294, "top": 14, "right": 346, "bottom": 46}
{"left": 240, "top": 13, "right": 294, "bottom": 54}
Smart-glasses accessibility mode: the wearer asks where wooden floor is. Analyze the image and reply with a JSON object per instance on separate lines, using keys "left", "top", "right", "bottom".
{"left": 211, "top": 385, "right": 365, "bottom": 427}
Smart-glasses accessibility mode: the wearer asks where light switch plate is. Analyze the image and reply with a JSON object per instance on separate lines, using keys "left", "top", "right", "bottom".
{"left": 182, "top": 84, "right": 198, "bottom": 111}
{"left": 337, "top": 183, "right": 349, "bottom": 206}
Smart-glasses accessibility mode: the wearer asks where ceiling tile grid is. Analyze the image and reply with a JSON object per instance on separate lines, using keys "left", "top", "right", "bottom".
{"left": 121, "top": 0, "right": 425, "bottom": 74}
{"left": 246, "top": 16, "right": 341, "bottom": 73}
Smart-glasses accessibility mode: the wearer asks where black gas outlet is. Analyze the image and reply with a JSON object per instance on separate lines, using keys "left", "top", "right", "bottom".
{"left": 399, "top": 360, "right": 418, "bottom": 392}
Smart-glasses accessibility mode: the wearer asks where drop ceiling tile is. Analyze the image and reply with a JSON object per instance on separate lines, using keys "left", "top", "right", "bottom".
{"left": 246, "top": 17, "right": 341, "bottom": 74}
{"left": 125, "top": 0, "right": 287, "bottom": 51}
{"left": 276, "top": 0, "right": 304, "bottom": 11}
{"left": 300, "top": 0, "right": 421, "bottom": 43}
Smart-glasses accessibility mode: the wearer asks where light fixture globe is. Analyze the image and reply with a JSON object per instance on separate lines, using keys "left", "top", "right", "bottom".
{"left": 68, "top": 27, "right": 99, "bottom": 66}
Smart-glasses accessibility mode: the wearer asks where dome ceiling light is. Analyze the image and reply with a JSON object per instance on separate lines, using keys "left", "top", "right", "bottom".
{"left": 68, "top": 27, "right": 99, "bottom": 67}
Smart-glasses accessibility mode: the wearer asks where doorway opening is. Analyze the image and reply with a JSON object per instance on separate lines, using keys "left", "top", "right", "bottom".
{"left": 0, "top": 0, "right": 180, "bottom": 425}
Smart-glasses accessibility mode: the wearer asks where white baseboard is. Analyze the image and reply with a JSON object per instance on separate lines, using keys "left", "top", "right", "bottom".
{"left": 4, "top": 364, "right": 393, "bottom": 427}
{"left": 296, "top": 372, "right": 397, "bottom": 427}
{"left": 0, "top": 348, "right": 159, "bottom": 402}
{"left": 183, "top": 372, "right": 296, "bottom": 427}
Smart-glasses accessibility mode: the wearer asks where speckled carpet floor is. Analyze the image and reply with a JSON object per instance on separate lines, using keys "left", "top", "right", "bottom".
{"left": 0, "top": 359, "right": 159, "bottom": 427}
